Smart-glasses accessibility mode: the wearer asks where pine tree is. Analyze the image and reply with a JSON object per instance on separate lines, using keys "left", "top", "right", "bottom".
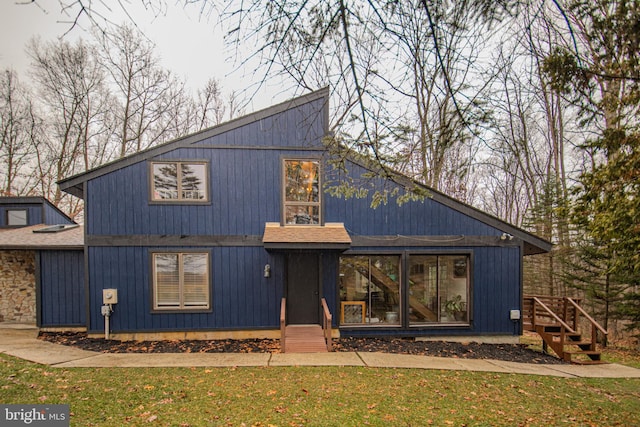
{"left": 569, "top": 130, "right": 640, "bottom": 340}
{"left": 545, "top": 0, "right": 640, "bottom": 340}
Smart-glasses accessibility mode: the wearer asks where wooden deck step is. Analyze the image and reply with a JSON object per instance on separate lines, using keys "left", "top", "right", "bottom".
{"left": 524, "top": 295, "right": 607, "bottom": 364}
{"left": 283, "top": 325, "right": 328, "bottom": 353}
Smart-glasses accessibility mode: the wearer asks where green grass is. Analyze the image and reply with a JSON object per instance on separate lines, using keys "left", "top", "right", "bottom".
{"left": 520, "top": 333, "right": 640, "bottom": 368}
{"left": 1, "top": 354, "right": 639, "bottom": 426}
{"left": 600, "top": 346, "right": 640, "bottom": 369}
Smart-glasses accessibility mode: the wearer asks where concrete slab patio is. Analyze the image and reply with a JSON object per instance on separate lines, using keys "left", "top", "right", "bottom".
{"left": 2, "top": 324, "right": 640, "bottom": 378}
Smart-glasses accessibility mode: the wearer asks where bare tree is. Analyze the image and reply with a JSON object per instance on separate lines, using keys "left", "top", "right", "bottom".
{"left": 162, "top": 77, "right": 231, "bottom": 138}
{"left": 541, "top": 0, "right": 640, "bottom": 340}
{"left": 27, "top": 37, "right": 106, "bottom": 210}
{"left": 18, "top": 2, "right": 515, "bottom": 195}
{"left": 95, "top": 24, "right": 179, "bottom": 157}
{"left": 0, "top": 69, "right": 40, "bottom": 196}
{"left": 194, "top": 78, "right": 227, "bottom": 129}
{"left": 378, "top": 1, "right": 491, "bottom": 202}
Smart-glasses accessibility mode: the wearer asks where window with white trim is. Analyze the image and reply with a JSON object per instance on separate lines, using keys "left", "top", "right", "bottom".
{"left": 151, "top": 161, "right": 208, "bottom": 202}
{"left": 152, "top": 252, "right": 210, "bottom": 310}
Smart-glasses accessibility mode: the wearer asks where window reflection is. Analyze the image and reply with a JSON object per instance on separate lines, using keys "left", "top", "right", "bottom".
{"left": 338, "top": 254, "right": 470, "bottom": 326}
{"left": 409, "top": 255, "right": 469, "bottom": 324}
{"left": 339, "top": 256, "right": 401, "bottom": 325}
{"left": 284, "top": 160, "right": 320, "bottom": 224}
{"left": 152, "top": 162, "right": 207, "bottom": 201}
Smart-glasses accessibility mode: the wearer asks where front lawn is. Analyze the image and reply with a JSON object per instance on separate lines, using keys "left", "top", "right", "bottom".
{"left": 1, "top": 354, "right": 639, "bottom": 426}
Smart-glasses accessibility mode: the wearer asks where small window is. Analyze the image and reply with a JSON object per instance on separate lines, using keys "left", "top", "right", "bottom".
{"left": 152, "top": 252, "right": 210, "bottom": 310}
{"left": 6, "top": 209, "right": 28, "bottom": 226}
{"left": 151, "top": 161, "right": 208, "bottom": 202}
{"left": 283, "top": 159, "right": 320, "bottom": 224}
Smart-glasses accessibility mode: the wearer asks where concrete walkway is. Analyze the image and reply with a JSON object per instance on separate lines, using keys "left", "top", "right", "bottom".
{"left": 2, "top": 324, "right": 640, "bottom": 379}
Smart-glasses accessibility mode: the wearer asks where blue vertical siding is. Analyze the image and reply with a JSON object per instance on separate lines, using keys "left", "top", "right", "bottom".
{"left": 192, "top": 95, "right": 326, "bottom": 149}
{"left": 86, "top": 148, "right": 321, "bottom": 236}
{"left": 42, "top": 203, "right": 74, "bottom": 225}
{"left": 471, "top": 246, "right": 521, "bottom": 335}
{"left": 321, "top": 253, "right": 340, "bottom": 327}
{"left": 0, "top": 200, "right": 73, "bottom": 227}
{"left": 74, "top": 90, "right": 534, "bottom": 337}
{"left": 337, "top": 246, "right": 522, "bottom": 337}
{"left": 0, "top": 205, "right": 42, "bottom": 226}
{"left": 87, "top": 246, "right": 282, "bottom": 334}
{"left": 39, "top": 250, "right": 85, "bottom": 327}
{"left": 325, "top": 161, "right": 501, "bottom": 237}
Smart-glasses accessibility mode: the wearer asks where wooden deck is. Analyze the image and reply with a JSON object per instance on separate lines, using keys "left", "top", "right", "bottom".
{"left": 282, "top": 325, "right": 328, "bottom": 353}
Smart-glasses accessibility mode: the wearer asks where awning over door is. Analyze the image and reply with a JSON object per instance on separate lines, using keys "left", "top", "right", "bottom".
{"left": 262, "top": 222, "right": 352, "bottom": 250}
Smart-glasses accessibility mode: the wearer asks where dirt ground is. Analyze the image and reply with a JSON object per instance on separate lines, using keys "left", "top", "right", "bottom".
{"left": 38, "top": 332, "right": 565, "bottom": 364}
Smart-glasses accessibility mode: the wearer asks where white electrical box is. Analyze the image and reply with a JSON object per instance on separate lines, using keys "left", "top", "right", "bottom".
{"left": 510, "top": 309, "right": 521, "bottom": 320}
{"left": 103, "top": 289, "right": 118, "bottom": 304}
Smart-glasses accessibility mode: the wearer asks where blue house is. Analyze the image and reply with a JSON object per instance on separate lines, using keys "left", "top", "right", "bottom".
{"left": 57, "top": 88, "right": 551, "bottom": 342}
{"left": 0, "top": 197, "right": 84, "bottom": 327}
{"left": 0, "top": 197, "right": 74, "bottom": 229}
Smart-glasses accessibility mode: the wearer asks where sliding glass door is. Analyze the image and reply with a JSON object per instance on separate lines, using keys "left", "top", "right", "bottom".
{"left": 408, "top": 255, "right": 469, "bottom": 324}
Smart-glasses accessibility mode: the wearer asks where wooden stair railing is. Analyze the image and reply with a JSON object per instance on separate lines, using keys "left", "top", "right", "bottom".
{"left": 280, "top": 298, "right": 286, "bottom": 352}
{"left": 523, "top": 295, "right": 608, "bottom": 364}
{"left": 279, "top": 297, "right": 334, "bottom": 353}
{"left": 321, "top": 298, "right": 333, "bottom": 352}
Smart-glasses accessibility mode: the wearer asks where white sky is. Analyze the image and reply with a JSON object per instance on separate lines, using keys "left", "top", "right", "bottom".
{"left": 0, "top": 1, "right": 289, "bottom": 111}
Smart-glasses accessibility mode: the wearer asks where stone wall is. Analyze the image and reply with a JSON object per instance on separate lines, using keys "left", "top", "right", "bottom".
{"left": 0, "top": 250, "right": 36, "bottom": 323}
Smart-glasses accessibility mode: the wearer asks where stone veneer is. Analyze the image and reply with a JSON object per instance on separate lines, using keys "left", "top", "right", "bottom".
{"left": 0, "top": 250, "right": 36, "bottom": 323}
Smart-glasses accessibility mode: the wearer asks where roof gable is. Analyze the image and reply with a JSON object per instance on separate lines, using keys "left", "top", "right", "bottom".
{"left": 58, "top": 88, "right": 330, "bottom": 198}
{"left": 56, "top": 86, "right": 549, "bottom": 255}
{"left": 334, "top": 155, "right": 552, "bottom": 255}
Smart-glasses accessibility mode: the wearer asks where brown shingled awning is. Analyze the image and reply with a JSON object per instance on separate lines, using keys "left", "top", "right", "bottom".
{"left": 262, "top": 222, "right": 351, "bottom": 250}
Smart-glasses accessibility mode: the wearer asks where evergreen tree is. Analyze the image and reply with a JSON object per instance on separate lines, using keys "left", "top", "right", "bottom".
{"left": 545, "top": 0, "right": 640, "bottom": 339}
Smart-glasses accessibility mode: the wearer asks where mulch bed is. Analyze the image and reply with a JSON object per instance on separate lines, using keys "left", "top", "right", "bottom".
{"left": 38, "top": 332, "right": 565, "bottom": 364}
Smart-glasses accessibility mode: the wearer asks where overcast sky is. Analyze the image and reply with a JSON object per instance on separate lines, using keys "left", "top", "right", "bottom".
{"left": 0, "top": 1, "right": 288, "bottom": 110}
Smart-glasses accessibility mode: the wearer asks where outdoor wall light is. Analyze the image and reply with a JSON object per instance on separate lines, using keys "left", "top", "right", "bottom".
{"left": 264, "top": 264, "right": 271, "bottom": 278}
{"left": 500, "top": 233, "right": 514, "bottom": 241}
